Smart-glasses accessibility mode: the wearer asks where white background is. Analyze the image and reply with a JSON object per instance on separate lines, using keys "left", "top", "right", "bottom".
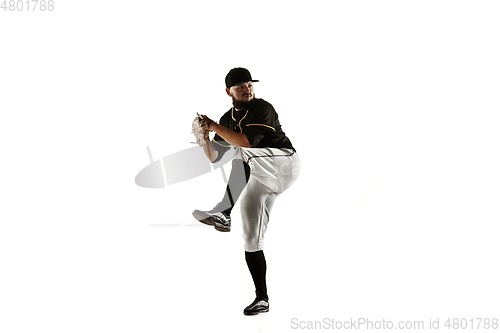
{"left": 1, "top": 1, "right": 499, "bottom": 332}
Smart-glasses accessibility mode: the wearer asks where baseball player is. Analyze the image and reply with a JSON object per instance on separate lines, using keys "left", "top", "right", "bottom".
{"left": 192, "top": 68, "right": 301, "bottom": 315}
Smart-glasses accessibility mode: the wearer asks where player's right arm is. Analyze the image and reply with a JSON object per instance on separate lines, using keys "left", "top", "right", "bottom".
{"left": 202, "top": 141, "right": 219, "bottom": 163}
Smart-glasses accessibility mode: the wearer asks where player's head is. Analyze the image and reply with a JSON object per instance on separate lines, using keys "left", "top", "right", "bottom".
{"left": 225, "top": 68, "right": 258, "bottom": 109}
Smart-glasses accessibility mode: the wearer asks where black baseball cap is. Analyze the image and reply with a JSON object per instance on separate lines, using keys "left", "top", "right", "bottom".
{"left": 225, "top": 68, "right": 259, "bottom": 88}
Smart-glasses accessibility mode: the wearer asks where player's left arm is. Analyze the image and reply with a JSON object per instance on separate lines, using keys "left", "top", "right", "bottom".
{"left": 199, "top": 115, "right": 251, "bottom": 148}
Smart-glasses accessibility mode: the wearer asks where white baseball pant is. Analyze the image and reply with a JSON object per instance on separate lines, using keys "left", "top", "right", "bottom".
{"left": 234, "top": 147, "right": 301, "bottom": 252}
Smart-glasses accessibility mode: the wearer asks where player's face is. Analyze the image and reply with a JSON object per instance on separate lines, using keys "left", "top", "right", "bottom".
{"left": 227, "top": 81, "right": 255, "bottom": 102}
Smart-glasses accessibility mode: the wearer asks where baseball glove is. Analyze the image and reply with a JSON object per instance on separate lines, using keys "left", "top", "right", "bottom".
{"left": 192, "top": 113, "right": 211, "bottom": 146}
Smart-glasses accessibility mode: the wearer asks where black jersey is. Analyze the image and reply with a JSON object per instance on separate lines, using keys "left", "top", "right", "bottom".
{"left": 212, "top": 98, "right": 294, "bottom": 158}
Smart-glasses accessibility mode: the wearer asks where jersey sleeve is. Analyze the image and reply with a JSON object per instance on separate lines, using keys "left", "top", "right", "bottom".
{"left": 244, "top": 102, "right": 277, "bottom": 147}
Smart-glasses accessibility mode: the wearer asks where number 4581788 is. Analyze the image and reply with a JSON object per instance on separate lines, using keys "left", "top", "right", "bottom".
{"left": 1, "top": 0, "right": 54, "bottom": 11}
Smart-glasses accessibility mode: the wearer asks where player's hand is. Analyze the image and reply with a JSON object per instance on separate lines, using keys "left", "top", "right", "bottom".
{"left": 199, "top": 115, "right": 214, "bottom": 129}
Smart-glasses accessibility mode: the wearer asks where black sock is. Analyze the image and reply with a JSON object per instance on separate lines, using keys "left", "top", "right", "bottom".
{"left": 218, "top": 159, "right": 250, "bottom": 215}
{"left": 245, "top": 250, "right": 268, "bottom": 300}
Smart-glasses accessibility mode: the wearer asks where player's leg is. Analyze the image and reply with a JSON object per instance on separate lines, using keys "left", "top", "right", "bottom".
{"left": 192, "top": 158, "right": 250, "bottom": 232}
{"left": 192, "top": 147, "right": 300, "bottom": 232}
{"left": 217, "top": 158, "right": 251, "bottom": 215}
{"left": 239, "top": 149, "right": 301, "bottom": 315}
{"left": 240, "top": 177, "right": 276, "bottom": 315}
{"left": 244, "top": 250, "right": 269, "bottom": 315}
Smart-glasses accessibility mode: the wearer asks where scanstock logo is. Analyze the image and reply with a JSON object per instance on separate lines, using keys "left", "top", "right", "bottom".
{"left": 135, "top": 146, "right": 237, "bottom": 188}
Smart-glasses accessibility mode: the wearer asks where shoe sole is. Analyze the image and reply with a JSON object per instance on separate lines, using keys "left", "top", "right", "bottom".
{"left": 192, "top": 211, "right": 230, "bottom": 232}
{"left": 244, "top": 308, "right": 269, "bottom": 316}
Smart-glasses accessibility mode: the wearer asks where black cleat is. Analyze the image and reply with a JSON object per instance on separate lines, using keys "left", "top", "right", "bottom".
{"left": 243, "top": 295, "right": 269, "bottom": 316}
{"left": 192, "top": 209, "right": 231, "bottom": 232}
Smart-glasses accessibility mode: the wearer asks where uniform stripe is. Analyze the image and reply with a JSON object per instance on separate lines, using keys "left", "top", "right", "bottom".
{"left": 245, "top": 123, "right": 275, "bottom": 131}
{"left": 231, "top": 107, "right": 236, "bottom": 121}
{"left": 239, "top": 110, "right": 249, "bottom": 133}
{"left": 245, "top": 148, "right": 296, "bottom": 163}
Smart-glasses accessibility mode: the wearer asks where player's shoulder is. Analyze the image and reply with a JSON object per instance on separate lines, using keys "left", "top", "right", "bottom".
{"left": 252, "top": 98, "right": 276, "bottom": 113}
{"left": 252, "top": 98, "right": 273, "bottom": 108}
